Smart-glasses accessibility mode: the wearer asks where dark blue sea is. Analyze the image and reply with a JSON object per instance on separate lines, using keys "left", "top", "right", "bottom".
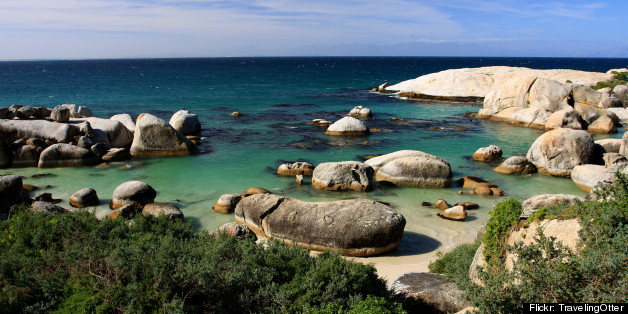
{"left": 1, "top": 57, "right": 626, "bottom": 271}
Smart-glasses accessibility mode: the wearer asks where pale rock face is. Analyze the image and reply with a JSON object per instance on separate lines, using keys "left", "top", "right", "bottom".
{"left": 603, "top": 153, "right": 628, "bottom": 169}
{"left": 599, "top": 96, "right": 624, "bottom": 108}
{"left": 72, "top": 117, "right": 134, "bottom": 148}
{"left": 483, "top": 76, "right": 536, "bottom": 114}
{"left": 494, "top": 156, "right": 538, "bottom": 175}
{"left": 0, "top": 119, "right": 78, "bottom": 143}
{"left": 528, "top": 78, "right": 571, "bottom": 112}
{"left": 526, "top": 128, "right": 595, "bottom": 177}
{"left": 169, "top": 110, "right": 201, "bottom": 135}
{"left": 38, "top": 144, "right": 101, "bottom": 168}
{"left": 606, "top": 108, "right": 628, "bottom": 121}
{"left": 234, "top": 193, "right": 406, "bottom": 257}
{"left": 130, "top": 113, "right": 195, "bottom": 157}
{"left": 510, "top": 108, "right": 550, "bottom": 128}
{"left": 587, "top": 115, "right": 617, "bottom": 134}
{"left": 50, "top": 106, "right": 71, "bottom": 123}
{"left": 595, "top": 138, "right": 622, "bottom": 154}
{"left": 521, "top": 194, "right": 583, "bottom": 218}
{"left": 388, "top": 68, "right": 494, "bottom": 97}
{"left": 571, "top": 164, "right": 617, "bottom": 192}
{"left": 544, "top": 108, "right": 585, "bottom": 131}
{"left": 621, "top": 132, "right": 628, "bottom": 158}
{"left": 110, "top": 180, "right": 156, "bottom": 210}
{"left": 574, "top": 102, "right": 604, "bottom": 125}
{"left": 472, "top": 145, "right": 503, "bottom": 162}
{"left": 325, "top": 116, "right": 369, "bottom": 136}
{"left": 312, "top": 161, "right": 374, "bottom": 192}
{"left": 571, "top": 84, "right": 603, "bottom": 106}
{"left": 392, "top": 272, "right": 471, "bottom": 313}
{"left": 110, "top": 113, "right": 136, "bottom": 134}
{"left": 612, "top": 84, "right": 628, "bottom": 104}
{"left": 365, "top": 150, "right": 445, "bottom": 171}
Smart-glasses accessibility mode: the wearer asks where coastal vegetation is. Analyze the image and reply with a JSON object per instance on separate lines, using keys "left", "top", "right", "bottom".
{"left": 0, "top": 208, "right": 402, "bottom": 313}
{"left": 429, "top": 172, "right": 628, "bottom": 312}
{"left": 593, "top": 70, "right": 628, "bottom": 90}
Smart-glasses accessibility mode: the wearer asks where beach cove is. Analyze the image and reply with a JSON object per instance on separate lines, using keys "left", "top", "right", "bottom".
{"left": 1, "top": 57, "right": 626, "bottom": 282}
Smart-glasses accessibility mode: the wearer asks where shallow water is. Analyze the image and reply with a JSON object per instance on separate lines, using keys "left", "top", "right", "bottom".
{"left": 1, "top": 57, "right": 626, "bottom": 279}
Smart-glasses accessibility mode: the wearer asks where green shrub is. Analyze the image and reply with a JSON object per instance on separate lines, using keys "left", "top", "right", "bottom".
{"left": 481, "top": 198, "right": 522, "bottom": 266}
{"left": 593, "top": 71, "right": 628, "bottom": 90}
{"left": 0, "top": 211, "right": 397, "bottom": 313}
{"left": 466, "top": 172, "right": 628, "bottom": 312}
{"left": 428, "top": 241, "right": 480, "bottom": 289}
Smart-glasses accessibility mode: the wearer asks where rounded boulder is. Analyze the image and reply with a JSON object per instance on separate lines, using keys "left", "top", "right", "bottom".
{"left": 69, "top": 188, "right": 99, "bottom": 208}
{"left": 110, "top": 181, "right": 156, "bottom": 210}
{"left": 526, "top": 128, "right": 595, "bottom": 177}
{"left": 325, "top": 117, "right": 369, "bottom": 136}
{"left": 312, "top": 161, "right": 374, "bottom": 192}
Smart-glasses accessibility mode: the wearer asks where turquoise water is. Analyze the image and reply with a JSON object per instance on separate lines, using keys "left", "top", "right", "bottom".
{"left": 1, "top": 57, "right": 626, "bottom": 261}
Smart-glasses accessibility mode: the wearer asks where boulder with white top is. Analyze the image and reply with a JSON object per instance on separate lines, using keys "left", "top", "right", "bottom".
{"left": 325, "top": 117, "right": 369, "bottom": 136}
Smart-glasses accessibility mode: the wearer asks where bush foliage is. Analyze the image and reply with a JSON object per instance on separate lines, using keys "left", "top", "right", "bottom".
{"left": 430, "top": 173, "right": 628, "bottom": 312}
{"left": 428, "top": 241, "right": 480, "bottom": 289}
{"left": 593, "top": 71, "right": 628, "bottom": 90}
{"left": 0, "top": 210, "right": 399, "bottom": 313}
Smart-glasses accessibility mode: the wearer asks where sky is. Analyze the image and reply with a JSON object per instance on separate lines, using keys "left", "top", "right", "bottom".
{"left": 0, "top": 0, "right": 627, "bottom": 60}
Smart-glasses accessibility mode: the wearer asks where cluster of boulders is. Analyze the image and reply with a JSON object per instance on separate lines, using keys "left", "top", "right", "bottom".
{"left": 422, "top": 198, "right": 479, "bottom": 221}
{"left": 0, "top": 105, "right": 201, "bottom": 169}
{"left": 0, "top": 175, "right": 182, "bottom": 220}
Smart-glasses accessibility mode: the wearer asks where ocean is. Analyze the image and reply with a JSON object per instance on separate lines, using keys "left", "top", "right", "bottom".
{"left": 1, "top": 57, "right": 626, "bottom": 278}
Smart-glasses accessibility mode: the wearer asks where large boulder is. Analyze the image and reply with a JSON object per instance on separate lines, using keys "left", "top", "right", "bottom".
{"left": 392, "top": 272, "right": 471, "bottom": 313}
{"left": 312, "top": 161, "right": 373, "bottom": 192}
{"left": 375, "top": 155, "right": 452, "bottom": 188}
{"left": 169, "top": 110, "right": 201, "bottom": 135}
{"left": 12, "top": 145, "right": 41, "bottom": 168}
{"left": 571, "top": 84, "right": 603, "bottom": 106}
{"left": 510, "top": 108, "right": 550, "bottom": 128}
{"left": 276, "top": 161, "right": 315, "bottom": 176}
{"left": 38, "top": 144, "right": 101, "bottom": 168}
{"left": 69, "top": 188, "right": 99, "bottom": 208}
{"left": 483, "top": 76, "right": 537, "bottom": 114}
{"left": 571, "top": 164, "right": 618, "bottom": 192}
{"left": 528, "top": 78, "right": 571, "bottom": 112}
{"left": 142, "top": 203, "right": 184, "bottom": 219}
{"left": 110, "top": 114, "right": 136, "bottom": 134}
{"left": 214, "top": 222, "right": 257, "bottom": 240}
{"left": 110, "top": 181, "right": 156, "bottom": 210}
{"left": 130, "top": 113, "right": 195, "bottom": 157}
{"left": 494, "top": 156, "right": 537, "bottom": 175}
{"left": 234, "top": 193, "right": 405, "bottom": 256}
{"left": 526, "top": 128, "right": 595, "bottom": 177}
{"left": 472, "top": 145, "right": 503, "bottom": 162}
{"left": 621, "top": 132, "right": 628, "bottom": 158}
{"left": 0, "top": 175, "right": 24, "bottom": 214}
{"left": 521, "top": 194, "right": 583, "bottom": 218}
{"left": 325, "top": 117, "right": 369, "bottom": 136}
{"left": 72, "top": 117, "right": 134, "bottom": 148}
{"left": 613, "top": 84, "right": 628, "bottom": 104}
{"left": 0, "top": 119, "right": 78, "bottom": 143}
{"left": 31, "top": 201, "right": 69, "bottom": 213}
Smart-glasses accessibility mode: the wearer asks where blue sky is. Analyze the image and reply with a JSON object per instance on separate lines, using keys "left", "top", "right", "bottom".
{"left": 0, "top": 0, "right": 626, "bottom": 59}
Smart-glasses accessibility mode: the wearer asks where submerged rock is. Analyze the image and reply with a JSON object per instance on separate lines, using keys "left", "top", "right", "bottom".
{"left": 526, "top": 128, "right": 595, "bottom": 177}
{"left": 234, "top": 193, "right": 405, "bottom": 256}
{"left": 312, "top": 161, "right": 374, "bottom": 192}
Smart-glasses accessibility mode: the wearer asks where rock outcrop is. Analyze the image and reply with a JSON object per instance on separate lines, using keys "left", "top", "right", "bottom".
{"left": 521, "top": 194, "right": 583, "bottom": 218}
{"left": 0, "top": 119, "right": 78, "bottom": 143}
{"left": 365, "top": 150, "right": 452, "bottom": 188}
{"left": 234, "top": 193, "right": 405, "bottom": 256}
{"left": 110, "top": 181, "right": 156, "bottom": 210}
{"left": 38, "top": 144, "right": 101, "bottom": 168}
{"left": 526, "top": 128, "right": 595, "bottom": 177}
{"left": 571, "top": 164, "right": 618, "bottom": 192}
{"left": 325, "top": 117, "right": 369, "bottom": 136}
{"left": 130, "top": 113, "right": 195, "bottom": 157}
{"left": 73, "top": 117, "right": 134, "bottom": 148}
{"left": 311, "top": 161, "right": 374, "bottom": 192}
